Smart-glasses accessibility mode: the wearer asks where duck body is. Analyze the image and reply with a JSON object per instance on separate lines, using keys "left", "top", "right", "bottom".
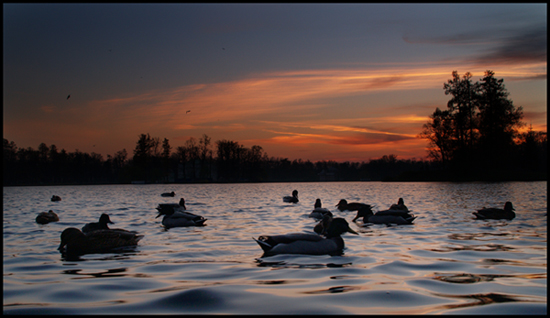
{"left": 36, "top": 210, "right": 59, "bottom": 224}
{"left": 335, "top": 199, "right": 371, "bottom": 212}
{"left": 374, "top": 209, "right": 413, "bottom": 217}
{"left": 82, "top": 213, "right": 114, "bottom": 233}
{"left": 388, "top": 198, "right": 409, "bottom": 212}
{"left": 161, "top": 191, "right": 175, "bottom": 197}
{"left": 156, "top": 199, "right": 206, "bottom": 228}
{"left": 309, "top": 208, "right": 332, "bottom": 219}
{"left": 254, "top": 218, "right": 358, "bottom": 257}
{"left": 157, "top": 198, "right": 186, "bottom": 214}
{"left": 58, "top": 227, "right": 142, "bottom": 256}
{"left": 309, "top": 198, "right": 332, "bottom": 218}
{"left": 159, "top": 211, "right": 207, "bottom": 228}
{"left": 51, "top": 195, "right": 61, "bottom": 202}
{"left": 353, "top": 207, "right": 416, "bottom": 225}
{"left": 283, "top": 190, "right": 299, "bottom": 203}
{"left": 473, "top": 202, "right": 515, "bottom": 220}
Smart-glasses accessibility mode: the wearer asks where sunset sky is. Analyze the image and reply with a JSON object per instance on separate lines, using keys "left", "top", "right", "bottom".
{"left": 3, "top": 3, "right": 547, "bottom": 162}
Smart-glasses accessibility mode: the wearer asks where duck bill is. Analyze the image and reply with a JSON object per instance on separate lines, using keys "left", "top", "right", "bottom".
{"left": 155, "top": 212, "right": 163, "bottom": 218}
{"left": 347, "top": 227, "right": 359, "bottom": 235}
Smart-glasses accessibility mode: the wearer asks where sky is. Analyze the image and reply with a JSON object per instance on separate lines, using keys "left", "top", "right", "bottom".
{"left": 3, "top": 3, "right": 547, "bottom": 162}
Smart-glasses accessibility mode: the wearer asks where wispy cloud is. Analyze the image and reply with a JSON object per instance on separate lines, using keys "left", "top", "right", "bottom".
{"left": 404, "top": 24, "right": 547, "bottom": 67}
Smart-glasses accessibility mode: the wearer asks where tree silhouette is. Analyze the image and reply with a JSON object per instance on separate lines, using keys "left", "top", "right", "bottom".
{"left": 477, "top": 70, "right": 524, "bottom": 172}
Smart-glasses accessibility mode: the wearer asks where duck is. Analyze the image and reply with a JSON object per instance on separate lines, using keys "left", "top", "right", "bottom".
{"left": 352, "top": 206, "right": 416, "bottom": 225}
{"left": 309, "top": 198, "right": 332, "bottom": 219}
{"left": 155, "top": 203, "right": 207, "bottom": 228}
{"left": 253, "top": 217, "right": 358, "bottom": 257}
{"left": 374, "top": 198, "right": 414, "bottom": 217}
{"left": 335, "top": 199, "right": 371, "bottom": 212}
{"left": 36, "top": 210, "right": 59, "bottom": 224}
{"left": 51, "top": 195, "right": 62, "bottom": 202}
{"left": 82, "top": 213, "right": 114, "bottom": 233}
{"left": 473, "top": 202, "right": 515, "bottom": 220}
{"left": 313, "top": 213, "right": 333, "bottom": 235}
{"left": 161, "top": 191, "right": 176, "bottom": 197}
{"left": 283, "top": 190, "right": 299, "bottom": 203}
{"left": 157, "top": 198, "right": 186, "bottom": 214}
{"left": 58, "top": 227, "right": 143, "bottom": 256}
{"left": 389, "top": 198, "right": 409, "bottom": 211}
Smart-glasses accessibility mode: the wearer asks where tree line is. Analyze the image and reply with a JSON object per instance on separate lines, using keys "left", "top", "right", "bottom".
{"left": 3, "top": 70, "right": 546, "bottom": 186}
{"left": 3, "top": 134, "right": 441, "bottom": 185}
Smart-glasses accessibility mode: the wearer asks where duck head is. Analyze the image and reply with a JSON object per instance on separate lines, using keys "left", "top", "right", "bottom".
{"left": 398, "top": 198, "right": 404, "bottom": 205}
{"left": 99, "top": 213, "right": 114, "bottom": 225}
{"left": 314, "top": 198, "right": 322, "bottom": 208}
{"left": 504, "top": 201, "right": 514, "bottom": 212}
{"left": 292, "top": 190, "right": 298, "bottom": 198}
{"left": 58, "top": 227, "right": 84, "bottom": 251}
{"left": 335, "top": 199, "right": 348, "bottom": 207}
{"left": 179, "top": 198, "right": 186, "bottom": 209}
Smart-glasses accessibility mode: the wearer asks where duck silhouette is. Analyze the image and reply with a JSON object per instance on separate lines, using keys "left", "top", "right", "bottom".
{"left": 353, "top": 206, "right": 416, "bottom": 225}
{"left": 335, "top": 199, "right": 371, "bottom": 212}
{"left": 473, "top": 202, "right": 515, "bottom": 220}
{"left": 254, "top": 218, "right": 358, "bottom": 257}
{"left": 82, "top": 213, "right": 114, "bottom": 233}
{"left": 36, "top": 210, "right": 59, "bottom": 224}
{"left": 283, "top": 190, "right": 299, "bottom": 203}
{"left": 58, "top": 227, "right": 142, "bottom": 256}
{"left": 309, "top": 198, "right": 332, "bottom": 219}
{"left": 155, "top": 199, "right": 206, "bottom": 228}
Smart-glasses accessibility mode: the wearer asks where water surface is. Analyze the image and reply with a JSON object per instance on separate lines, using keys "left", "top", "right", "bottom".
{"left": 3, "top": 182, "right": 547, "bottom": 314}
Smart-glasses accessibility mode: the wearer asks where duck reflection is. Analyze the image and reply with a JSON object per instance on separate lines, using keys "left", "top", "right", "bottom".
{"left": 62, "top": 267, "right": 127, "bottom": 278}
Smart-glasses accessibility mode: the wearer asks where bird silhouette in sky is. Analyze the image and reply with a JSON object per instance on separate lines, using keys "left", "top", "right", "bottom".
{"left": 67, "top": 94, "right": 71, "bottom": 100}
{"left": 186, "top": 110, "right": 191, "bottom": 114}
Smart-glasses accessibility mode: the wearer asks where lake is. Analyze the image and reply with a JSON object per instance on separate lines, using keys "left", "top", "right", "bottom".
{"left": 3, "top": 181, "right": 547, "bottom": 314}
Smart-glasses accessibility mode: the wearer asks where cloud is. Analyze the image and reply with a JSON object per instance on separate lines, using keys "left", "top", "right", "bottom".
{"left": 404, "top": 24, "right": 547, "bottom": 67}
{"left": 471, "top": 25, "right": 547, "bottom": 66}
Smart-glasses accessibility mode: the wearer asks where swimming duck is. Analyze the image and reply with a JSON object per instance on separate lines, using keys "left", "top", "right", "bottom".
{"left": 335, "top": 199, "right": 371, "bottom": 212}
{"left": 352, "top": 206, "right": 416, "bottom": 225}
{"left": 51, "top": 195, "right": 62, "bottom": 202}
{"left": 283, "top": 190, "right": 299, "bottom": 203}
{"left": 157, "top": 198, "right": 186, "bottom": 214}
{"left": 36, "top": 210, "right": 59, "bottom": 224}
{"left": 389, "top": 198, "right": 409, "bottom": 211}
{"left": 161, "top": 191, "right": 176, "bottom": 197}
{"left": 374, "top": 198, "right": 414, "bottom": 217}
{"left": 254, "top": 217, "right": 358, "bottom": 257}
{"left": 82, "top": 213, "right": 114, "bottom": 233}
{"left": 473, "top": 202, "right": 515, "bottom": 220}
{"left": 313, "top": 213, "right": 333, "bottom": 235}
{"left": 309, "top": 198, "right": 332, "bottom": 219}
{"left": 155, "top": 204, "right": 207, "bottom": 228}
{"left": 58, "top": 227, "right": 143, "bottom": 256}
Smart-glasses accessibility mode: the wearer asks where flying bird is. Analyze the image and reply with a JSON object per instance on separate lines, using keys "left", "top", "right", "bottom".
{"left": 67, "top": 94, "right": 70, "bottom": 100}
{"left": 186, "top": 110, "right": 191, "bottom": 114}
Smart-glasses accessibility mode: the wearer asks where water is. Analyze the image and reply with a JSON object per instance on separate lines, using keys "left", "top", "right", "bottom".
{"left": 3, "top": 181, "right": 547, "bottom": 314}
